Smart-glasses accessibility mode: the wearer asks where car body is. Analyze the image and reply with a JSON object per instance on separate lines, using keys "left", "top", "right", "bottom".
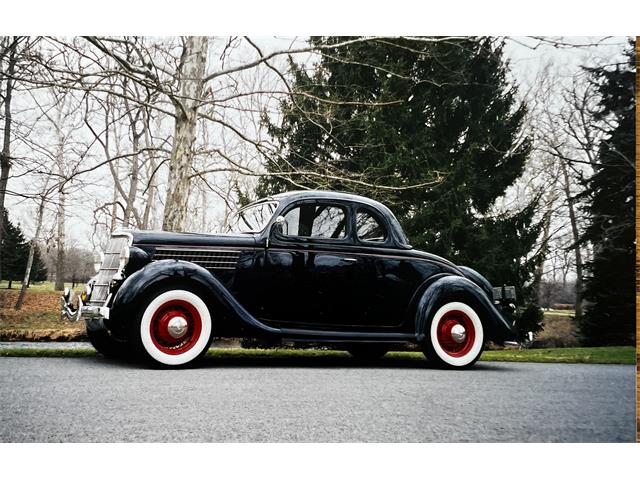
{"left": 61, "top": 190, "right": 517, "bottom": 368}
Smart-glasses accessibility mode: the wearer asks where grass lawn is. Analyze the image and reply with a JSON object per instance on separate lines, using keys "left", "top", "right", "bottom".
{"left": 543, "top": 309, "right": 576, "bottom": 317}
{"left": 0, "top": 345, "right": 635, "bottom": 364}
{"left": 480, "top": 346, "right": 635, "bottom": 364}
{"left": 206, "top": 346, "right": 636, "bottom": 364}
{"left": 0, "top": 280, "right": 84, "bottom": 292}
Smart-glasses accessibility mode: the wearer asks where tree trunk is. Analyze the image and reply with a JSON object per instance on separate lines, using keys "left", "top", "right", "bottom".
{"left": 15, "top": 193, "right": 46, "bottom": 310}
{"left": 123, "top": 134, "right": 140, "bottom": 228}
{"left": 534, "top": 203, "right": 554, "bottom": 304}
{"left": 54, "top": 188, "right": 66, "bottom": 291}
{"left": 201, "top": 187, "right": 207, "bottom": 232}
{"left": 162, "top": 36, "right": 208, "bottom": 232}
{"left": 110, "top": 177, "right": 118, "bottom": 232}
{"left": 560, "top": 162, "right": 583, "bottom": 319}
{"left": 142, "top": 157, "right": 157, "bottom": 230}
{"left": 122, "top": 90, "right": 142, "bottom": 229}
{"left": 54, "top": 138, "right": 66, "bottom": 291}
{"left": 0, "top": 38, "right": 17, "bottom": 283}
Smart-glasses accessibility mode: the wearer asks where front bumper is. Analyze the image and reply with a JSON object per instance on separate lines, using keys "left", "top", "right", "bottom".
{"left": 60, "top": 288, "right": 110, "bottom": 327}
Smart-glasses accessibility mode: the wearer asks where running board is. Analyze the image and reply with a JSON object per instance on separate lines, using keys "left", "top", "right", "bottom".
{"left": 281, "top": 328, "right": 416, "bottom": 343}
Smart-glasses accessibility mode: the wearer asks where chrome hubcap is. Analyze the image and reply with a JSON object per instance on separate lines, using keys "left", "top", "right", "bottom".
{"left": 450, "top": 324, "right": 466, "bottom": 344}
{"left": 167, "top": 316, "right": 188, "bottom": 339}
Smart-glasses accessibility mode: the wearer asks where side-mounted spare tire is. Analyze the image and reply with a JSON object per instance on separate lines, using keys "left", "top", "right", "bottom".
{"left": 129, "top": 285, "right": 213, "bottom": 367}
{"left": 422, "top": 301, "right": 485, "bottom": 369}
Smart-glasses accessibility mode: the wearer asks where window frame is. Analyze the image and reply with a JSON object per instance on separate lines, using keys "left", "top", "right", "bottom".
{"left": 227, "top": 200, "right": 279, "bottom": 234}
{"left": 353, "top": 206, "right": 391, "bottom": 247}
{"left": 275, "top": 200, "right": 353, "bottom": 245}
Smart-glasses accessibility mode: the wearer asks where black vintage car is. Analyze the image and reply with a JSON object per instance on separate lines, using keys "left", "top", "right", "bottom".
{"left": 61, "top": 190, "right": 517, "bottom": 368}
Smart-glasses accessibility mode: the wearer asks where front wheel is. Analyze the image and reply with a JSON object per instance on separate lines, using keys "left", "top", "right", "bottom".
{"left": 131, "top": 287, "right": 213, "bottom": 367}
{"left": 422, "top": 301, "right": 484, "bottom": 369}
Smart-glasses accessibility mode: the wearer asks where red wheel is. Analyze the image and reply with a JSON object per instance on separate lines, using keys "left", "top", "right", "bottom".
{"left": 424, "top": 301, "right": 484, "bottom": 368}
{"left": 149, "top": 299, "right": 203, "bottom": 356}
{"left": 435, "top": 310, "right": 476, "bottom": 358}
{"left": 136, "top": 289, "right": 212, "bottom": 366}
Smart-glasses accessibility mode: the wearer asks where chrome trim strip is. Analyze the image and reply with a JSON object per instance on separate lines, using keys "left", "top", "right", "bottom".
{"left": 267, "top": 246, "right": 434, "bottom": 263}
{"left": 135, "top": 244, "right": 259, "bottom": 251}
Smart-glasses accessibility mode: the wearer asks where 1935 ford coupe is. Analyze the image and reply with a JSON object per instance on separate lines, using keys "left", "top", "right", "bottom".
{"left": 61, "top": 190, "right": 517, "bottom": 368}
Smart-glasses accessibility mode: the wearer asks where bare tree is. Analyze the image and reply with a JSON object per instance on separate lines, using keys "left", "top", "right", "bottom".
{"left": 163, "top": 36, "right": 209, "bottom": 231}
{"left": 0, "top": 36, "right": 19, "bottom": 282}
{"left": 15, "top": 180, "right": 50, "bottom": 309}
{"left": 537, "top": 72, "right": 604, "bottom": 318}
{"left": 22, "top": 36, "right": 448, "bottom": 235}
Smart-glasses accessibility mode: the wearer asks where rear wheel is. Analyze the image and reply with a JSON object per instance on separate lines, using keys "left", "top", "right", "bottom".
{"left": 347, "top": 345, "right": 389, "bottom": 360}
{"left": 131, "top": 287, "right": 213, "bottom": 367}
{"left": 422, "top": 301, "right": 484, "bottom": 369}
{"left": 87, "top": 328, "right": 129, "bottom": 359}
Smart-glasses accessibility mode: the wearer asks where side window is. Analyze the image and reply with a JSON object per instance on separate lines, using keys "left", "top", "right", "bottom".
{"left": 356, "top": 209, "right": 387, "bottom": 243}
{"left": 283, "top": 203, "right": 347, "bottom": 239}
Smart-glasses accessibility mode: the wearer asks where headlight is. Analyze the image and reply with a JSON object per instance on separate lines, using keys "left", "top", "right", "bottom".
{"left": 118, "top": 245, "right": 130, "bottom": 271}
{"left": 93, "top": 251, "right": 104, "bottom": 273}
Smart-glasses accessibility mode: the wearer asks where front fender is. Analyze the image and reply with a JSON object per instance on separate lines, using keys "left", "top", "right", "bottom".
{"left": 108, "top": 260, "right": 281, "bottom": 338}
{"left": 414, "top": 275, "right": 515, "bottom": 343}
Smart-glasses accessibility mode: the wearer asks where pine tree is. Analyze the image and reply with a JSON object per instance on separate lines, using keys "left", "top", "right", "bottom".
{"left": 0, "top": 208, "right": 29, "bottom": 287}
{"left": 259, "top": 37, "right": 542, "bottom": 301}
{"left": 578, "top": 43, "right": 636, "bottom": 346}
{"left": 30, "top": 245, "right": 48, "bottom": 283}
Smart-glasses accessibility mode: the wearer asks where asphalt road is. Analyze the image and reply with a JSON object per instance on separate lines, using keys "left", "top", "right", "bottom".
{"left": 0, "top": 356, "right": 635, "bottom": 442}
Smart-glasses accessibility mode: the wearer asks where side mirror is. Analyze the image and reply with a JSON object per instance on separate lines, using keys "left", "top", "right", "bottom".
{"left": 270, "top": 216, "right": 287, "bottom": 237}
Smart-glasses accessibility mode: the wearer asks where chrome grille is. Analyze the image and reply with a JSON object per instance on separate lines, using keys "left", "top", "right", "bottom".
{"left": 89, "top": 235, "right": 130, "bottom": 306}
{"left": 152, "top": 248, "right": 241, "bottom": 271}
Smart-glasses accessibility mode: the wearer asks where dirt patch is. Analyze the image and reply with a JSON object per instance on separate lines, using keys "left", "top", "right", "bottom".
{"left": 535, "top": 313, "right": 579, "bottom": 347}
{"left": 0, "top": 328, "right": 86, "bottom": 341}
{"left": 0, "top": 289, "right": 85, "bottom": 341}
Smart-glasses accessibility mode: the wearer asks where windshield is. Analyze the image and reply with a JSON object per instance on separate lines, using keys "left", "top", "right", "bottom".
{"left": 226, "top": 201, "right": 278, "bottom": 234}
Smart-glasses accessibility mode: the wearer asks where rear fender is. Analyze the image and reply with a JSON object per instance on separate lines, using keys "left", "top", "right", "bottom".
{"left": 108, "top": 260, "right": 281, "bottom": 338}
{"left": 414, "top": 275, "right": 515, "bottom": 343}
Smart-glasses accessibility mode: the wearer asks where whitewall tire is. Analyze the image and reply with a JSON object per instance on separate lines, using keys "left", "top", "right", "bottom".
{"left": 424, "top": 301, "right": 484, "bottom": 368}
{"left": 137, "top": 289, "right": 212, "bottom": 366}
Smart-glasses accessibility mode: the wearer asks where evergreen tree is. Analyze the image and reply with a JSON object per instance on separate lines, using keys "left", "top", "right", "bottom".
{"left": 578, "top": 43, "right": 636, "bottom": 346}
{"left": 30, "top": 245, "right": 48, "bottom": 283}
{"left": 260, "top": 37, "right": 542, "bottom": 301}
{"left": 0, "top": 208, "right": 29, "bottom": 287}
{"left": 0, "top": 209, "right": 48, "bottom": 287}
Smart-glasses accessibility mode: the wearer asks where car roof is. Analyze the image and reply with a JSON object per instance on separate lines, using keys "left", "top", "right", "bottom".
{"left": 268, "top": 190, "right": 387, "bottom": 209}
{"left": 247, "top": 190, "right": 411, "bottom": 248}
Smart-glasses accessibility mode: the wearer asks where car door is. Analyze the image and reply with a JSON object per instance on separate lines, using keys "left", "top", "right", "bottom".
{"left": 350, "top": 206, "right": 421, "bottom": 329}
{"left": 261, "top": 200, "right": 360, "bottom": 329}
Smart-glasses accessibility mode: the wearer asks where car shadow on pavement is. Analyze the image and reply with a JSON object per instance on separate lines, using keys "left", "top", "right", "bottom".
{"left": 68, "top": 351, "right": 515, "bottom": 371}
{"left": 58, "top": 352, "right": 514, "bottom": 372}
{"left": 191, "top": 355, "right": 513, "bottom": 371}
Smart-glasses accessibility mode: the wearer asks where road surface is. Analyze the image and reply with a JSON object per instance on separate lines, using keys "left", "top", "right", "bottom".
{"left": 0, "top": 356, "right": 635, "bottom": 442}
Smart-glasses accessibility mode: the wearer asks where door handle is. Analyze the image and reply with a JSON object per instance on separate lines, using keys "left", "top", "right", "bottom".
{"left": 341, "top": 257, "right": 357, "bottom": 263}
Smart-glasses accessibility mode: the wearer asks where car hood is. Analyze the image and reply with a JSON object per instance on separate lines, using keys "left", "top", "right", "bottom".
{"left": 128, "top": 230, "right": 259, "bottom": 249}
